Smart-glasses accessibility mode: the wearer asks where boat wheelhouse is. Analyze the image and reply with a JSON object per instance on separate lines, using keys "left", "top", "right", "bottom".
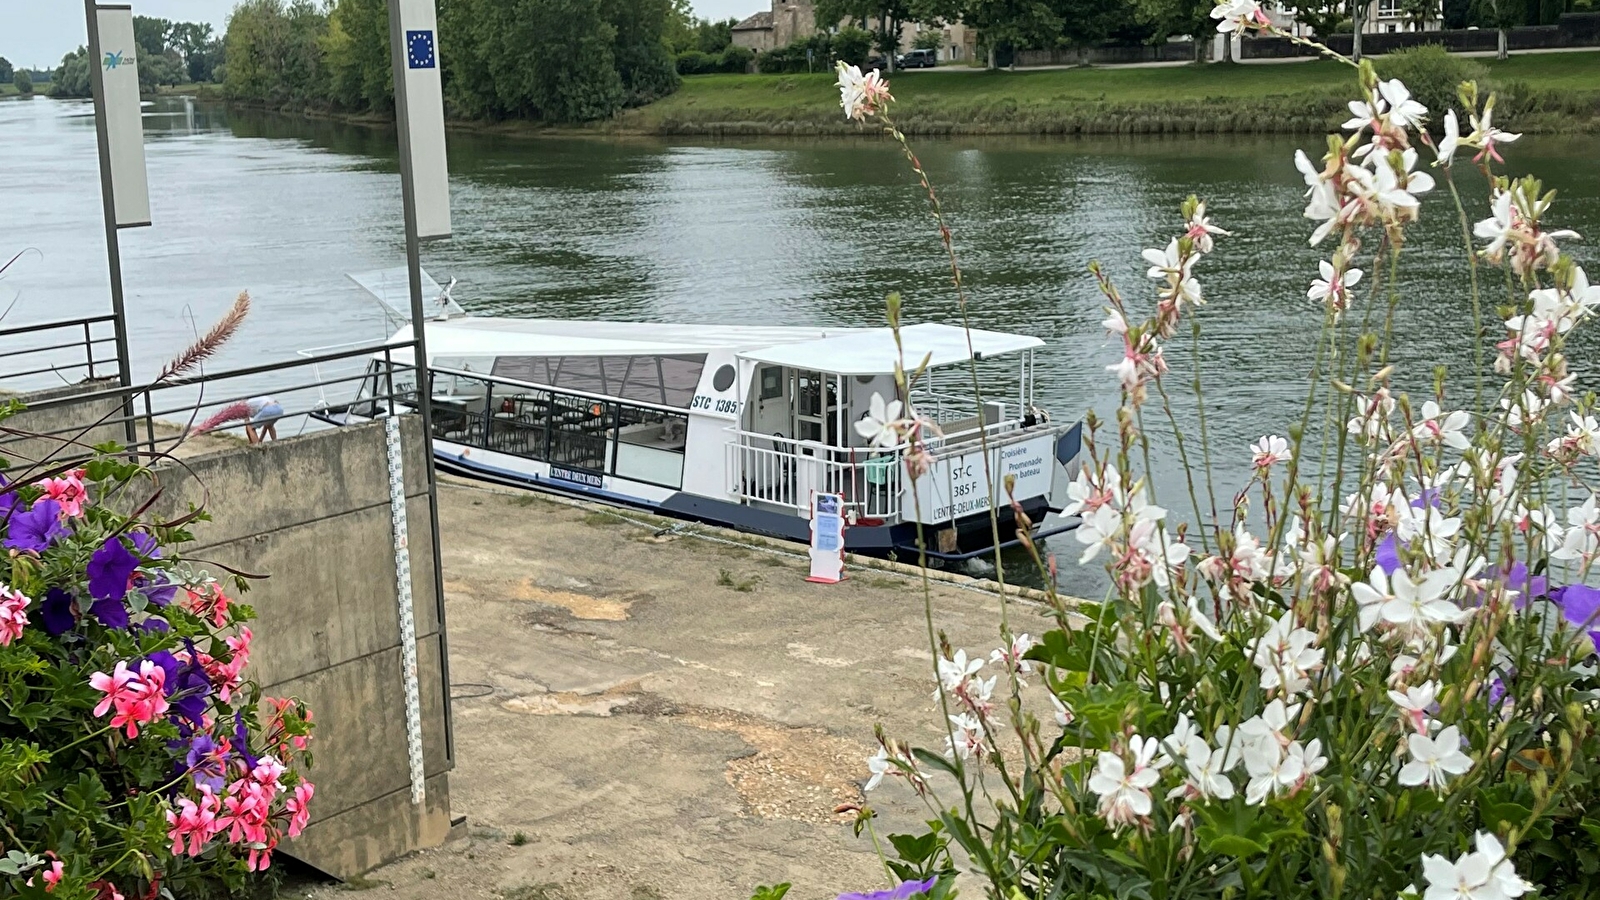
{"left": 318, "top": 271, "right": 1082, "bottom": 562}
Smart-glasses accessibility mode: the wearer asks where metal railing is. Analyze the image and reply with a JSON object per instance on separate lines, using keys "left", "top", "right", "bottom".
{"left": 0, "top": 314, "right": 121, "bottom": 386}
{"left": 727, "top": 431, "right": 904, "bottom": 521}
{"left": 0, "top": 340, "right": 418, "bottom": 471}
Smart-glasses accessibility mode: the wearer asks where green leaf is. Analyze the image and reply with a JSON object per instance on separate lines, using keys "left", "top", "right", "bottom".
{"left": 749, "top": 884, "right": 791, "bottom": 900}
{"left": 1025, "top": 626, "right": 1104, "bottom": 673}
{"left": 888, "top": 831, "right": 941, "bottom": 864}
{"left": 1202, "top": 834, "right": 1269, "bottom": 858}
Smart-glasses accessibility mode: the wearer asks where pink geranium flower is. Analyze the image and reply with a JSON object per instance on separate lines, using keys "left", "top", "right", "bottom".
{"left": 167, "top": 786, "right": 223, "bottom": 857}
{"left": 0, "top": 585, "right": 30, "bottom": 646}
{"left": 37, "top": 471, "right": 88, "bottom": 518}
{"left": 25, "top": 857, "right": 63, "bottom": 892}
{"left": 286, "top": 781, "right": 315, "bottom": 837}
{"left": 89, "top": 660, "right": 170, "bottom": 738}
{"left": 184, "top": 582, "right": 232, "bottom": 628}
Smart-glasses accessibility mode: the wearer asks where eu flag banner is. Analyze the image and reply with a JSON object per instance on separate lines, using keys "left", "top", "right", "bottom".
{"left": 394, "top": 0, "right": 451, "bottom": 239}
{"left": 92, "top": 5, "right": 150, "bottom": 228}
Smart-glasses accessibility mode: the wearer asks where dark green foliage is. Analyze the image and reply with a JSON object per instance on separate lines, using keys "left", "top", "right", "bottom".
{"left": 12, "top": 70, "right": 31, "bottom": 95}
{"left": 224, "top": 0, "right": 330, "bottom": 105}
{"left": 1444, "top": 0, "right": 1474, "bottom": 27}
{"left": 0, "top": 57, "right": 13, "bottom": 84}
{"left": 603, "top": 0, "right": 682, "bottom": 106}
{"left": 832, "top": 26, "right": 875, "bottom": 66}
{"left": 49, "top": 48, "right": 92, "bottom": 99}
{"left": 323, "top": 0, "right": 393, "bottom": 111}
{"left": 1375, "top": 44, "right": 1489, "bottom": 121}
{"left": 676, "top": 50, "right": 717, "bottom": 75}
{"left": 718, "top": 45, "right": 755, "bottom": 73}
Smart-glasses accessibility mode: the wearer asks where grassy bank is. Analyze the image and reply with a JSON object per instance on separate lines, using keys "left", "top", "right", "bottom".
{"left": 609, "top": 51, "right": 1600, "bottom": 136}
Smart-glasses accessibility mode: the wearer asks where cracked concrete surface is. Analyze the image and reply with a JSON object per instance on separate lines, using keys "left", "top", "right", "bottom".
{"left": 302, "top": 479, "right": 1056, "bottom": 900}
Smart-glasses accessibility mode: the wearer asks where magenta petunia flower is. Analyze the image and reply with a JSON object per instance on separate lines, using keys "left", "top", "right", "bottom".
{"left": 838, "top": 878, "right": 938, "bottom": 900}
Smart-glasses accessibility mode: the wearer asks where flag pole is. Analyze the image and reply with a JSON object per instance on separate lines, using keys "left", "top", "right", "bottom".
{"left": 84, "top": 0, "right": 139, "bottom": 449}
{"left": 386, "top": 0, "right": 456, "bottom": 779}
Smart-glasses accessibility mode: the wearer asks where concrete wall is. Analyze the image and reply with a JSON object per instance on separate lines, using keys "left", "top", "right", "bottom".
{"left": 0, "top": 379, "right": 125, "bottom": 473}
{"left": 146, "top": 417, "right": 453, "bottom": 879}
{"left": 1243, "top": 13, "right": 1600, "bottom": 57}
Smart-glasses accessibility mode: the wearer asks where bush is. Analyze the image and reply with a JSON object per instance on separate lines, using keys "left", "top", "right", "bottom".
{"left": 12, "top": 70, "right": 31, "bottom": 95}
{"left": 832, "top": 26, "right": 874, "bottom": 68}
{"left": 676, "top": 50, "right": 714, "bottom": 75}
{"left": 717, "top": 45, "right": 754, "bottom": 73}
{"left": 1376, "top": 44, "right": 1489, "bottom": 127}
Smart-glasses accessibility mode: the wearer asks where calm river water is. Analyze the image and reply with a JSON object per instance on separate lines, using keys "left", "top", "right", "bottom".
{"left": 3, "top": 94, "right": 1598, "bottom": 592}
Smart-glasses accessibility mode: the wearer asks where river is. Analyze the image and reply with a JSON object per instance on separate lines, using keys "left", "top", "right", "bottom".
{"left": 3, "top": 94, "right": 1598, "bottom": 595}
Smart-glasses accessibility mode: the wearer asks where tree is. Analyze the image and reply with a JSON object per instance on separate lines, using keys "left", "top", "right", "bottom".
{"left": 1399, "top": 0, "right": 1435, "bottom": 29}
{"left": 1292, "top": 0, "right": 1349, "bottom": 34}
{"left": 913, "top": 27, "right": 946, "bottom": 48}
{"left": 13, "top": 70, "right": 32, "bottom": 94}
{"left": 51, "top": 47, "right": 92, "bottom": 98}
{"left": 601, "top": 0, "right": 681, "bottom": 106}
{"left": 133, "top": 16, "right": 174, "bottom": 57}
{"left": 960, "top": 0, "right": 1063, "bottom": 67}
{"left": 0, "top": 57, "right": 12, "bottom": 84}
{"left": 440, "top": 0, "right": 626, "bottom": 122}
{"left": 1134, "top": 0, "right": 1213, "bottom": 58}
{"left": 1442, "top": 0, "right": 1472, "bottom": 26}
{"left": 815, "top": 0, "right": 916, "bottom": 70}
{"left": 224, "top": 0, "right": 330, "bottom": 104}
{"left": 322, "top": 0, "right": 392, "bottom": 110}
{"left": 1471, "top": 0, "right": 1525, "bottom": 57}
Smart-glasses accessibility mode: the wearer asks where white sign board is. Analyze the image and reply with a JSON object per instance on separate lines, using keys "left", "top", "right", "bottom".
{"left": 94, "top": 5, "right": 150, "bottom": 228}
{"left": 807, "top": 492, "right": 846, "bottom": 583}
{"left": 910, "top": 433, "right": 1057, "bottom": 525}
{"left": 396, "top": 0, "right": 452, "bottom": 238}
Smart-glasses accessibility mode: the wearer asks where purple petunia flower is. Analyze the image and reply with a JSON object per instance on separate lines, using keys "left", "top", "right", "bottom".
{"left": 1499, "top": 561, "right": 1547, "bottom": 610}
{"left": 39, "top": 588, "right": 77, "bottom": 636}
{"left": 139, "top": 616, "right": 171, "bottom": 634}
{"left": 130, "top": 531, "right": 163, "bottom": 559}
{"left": 1376, "top": 533, "right": 1401, "bottom": 575}
{"left": 136, "top": 569, "right": 179, "bottom": 608}
{"left": 1549, "top": 584, "right": 1600, "bottom": 652}
{"left": 3, "top": 499, "right": 68, "bottom": 552}
{"left": 87, "top": 537, "right": 139, "bottom": 602}
{"left": 184, "top": 734, "right": 230, "bottom": 792}
{"left": 838, "top": 879, "right": 938, "bottom": 900}
{"left": 233, "top": 710, "right": 260, "bottom": 770}
{"left": 89, "top": 594, "right": 130, "bottom": 629}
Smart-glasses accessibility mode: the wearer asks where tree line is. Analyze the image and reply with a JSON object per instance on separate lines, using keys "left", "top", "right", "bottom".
{"left": 46, "top": 16, "right": 225, "bottom": 98}
{"left": 222, "top": 0, "right": 682, "bottom": 124}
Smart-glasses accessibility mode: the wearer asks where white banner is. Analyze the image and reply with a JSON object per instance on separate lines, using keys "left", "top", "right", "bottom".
{"left": 910, "top": 433, "right": 1057, "bottom": 525}
{"left": 93, "top": 5, "right": 150, "bottom": 228}
{"left": 395, "top": 0, "right": 451, "bottom": 239}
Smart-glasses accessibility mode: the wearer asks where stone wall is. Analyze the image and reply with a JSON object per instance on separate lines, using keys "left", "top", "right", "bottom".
{"left": 145, "top": 417, "right": 454, "bottom": 879}
{"left": 0, "top": 379, "right": 125, "bottom": 473}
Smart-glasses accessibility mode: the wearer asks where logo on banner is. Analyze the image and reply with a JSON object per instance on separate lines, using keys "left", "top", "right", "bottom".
{"left": 405, "top": 30, "right": 436, "bottom": 69}
{"left": 103, "top": 50, "right": 133, "bottom": 70}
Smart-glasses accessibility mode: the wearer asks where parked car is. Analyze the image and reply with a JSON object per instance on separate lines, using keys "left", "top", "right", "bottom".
{"left": 897, "top": 49, "right": 938, "bottom": 68}
{"left": 863, "top": 55, "right": 889, "bottom": 73}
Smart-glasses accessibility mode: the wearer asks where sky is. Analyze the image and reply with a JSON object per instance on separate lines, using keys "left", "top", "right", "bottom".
{"left": 0, "top": 1, "right": 762, "bottom": 71}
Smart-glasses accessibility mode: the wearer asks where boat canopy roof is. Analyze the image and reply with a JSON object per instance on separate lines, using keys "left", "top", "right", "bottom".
{"left": 736, "top": 322, "right": 1043, "bottom": 375}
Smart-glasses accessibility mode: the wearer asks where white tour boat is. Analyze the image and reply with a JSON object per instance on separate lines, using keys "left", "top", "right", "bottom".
{"left": 315, "top": 269, "right": 1083, "bottom": 562}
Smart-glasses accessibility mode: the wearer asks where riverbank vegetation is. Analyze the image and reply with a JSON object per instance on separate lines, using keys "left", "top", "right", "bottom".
{"left": 611, "top": 48, "right": 1600, "bottom": 135}
{"left": 223, "top": 0, "right": 682, "bottom": 124}
{"left": 47, "top": 16, "right": 224, "bottom": 98}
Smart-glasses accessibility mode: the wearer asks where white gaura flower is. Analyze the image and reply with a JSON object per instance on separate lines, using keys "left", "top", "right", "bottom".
{"left": 1467, "top": 100, "right": 1521, "bottom": 164}
{"left": 990, "top": 633, "right": 1038, "bottom": 681}
{"left": 1143, "top": 237, "right": 1193, "bottom": 283}
{"left": 945, "top": 713, "right": 985, "bottom": 760}
{"left": 865, "top": 746, "right": 891, "bottom": 790}
{"left": 1343, "top": 95, "right": 1386, "bottom": 132}
{"left": 1170, "top": 734, "right": 1237, "bottom": 801}
{"left": 1421, "top": 831, "right": 1536, "bottom": 900}
{"left": 854, "top": 393, "right": 906, "bottom": 449}
{"left": 1388, "top": 680, "right": 1439, "bottom": 734}
{"left": 1380, "top": 567, "right": 1468, "bottom": 629}
{"left": 1473, "top": 831, "right": 1536, "bottom": 899}
{"left": 936, "top": 648, "right": 983, "bottom": 693}
{"left": 1251, "top": 434, "right": 1292, "bottom": 470}
{"left": 1211, "top": 0, "right": 1266, "bottom": 32}
{"left": 1075, "top": 504, "right": 1123, "bottom": 564}
{"left": 1244, "top": 739, "right": 1303, "bottom": 805}
{"left": 1239, "top": 698, "right": 1301, "bottom": 750}
{"left": 1378, "top": 78, "right": 1428, "bottom": 130}
{"left": 1291, "top": 738, "right": 1328, "bottom": 780}
{"left": 1088, "top": 735, "right": 1165, "bottom": 830}
{"left": 1436, "top": 109, "right": 1461, "bottom": 166}
{"left": 1553, "top": 494, "right": 1600, "bottom": 561}
{"left": 1396, "top": 506, "right": 1463, "bottom": 565}
{"left": 1399, "top": 725, "right": 1473, "bottom": 790}
{"left": 1102, "top": 307, "right": 1129, "bottom": 335}
{"left": 835, "top": 61, "right": 891, "bottom": 121}
{"left": 1251, "top": 611, "right": 1324, "bottom": 696}
{"left": 1352, "top": 565, "right": 1395, "bottom": 632}
{"left": 1049, "top": 693, "right": 1073, "bottom": 727}
{"left": 1308, "top": 259, "right": 1363, "bottom": 308}
{"left": 1188, "top": 598, "right": 1225, "bottom": 642}
{"left": 1474, "top": 190, "right": 1517, "bottom": 261}
{"left": 1413, "top": 400, "right": 1471, "bottom": 450}
{"left": 1184, "top": 201, "right": 1230, "bottom": 254}
{"left": 1295, "top": 149, "right": 1343, "bottom": 246}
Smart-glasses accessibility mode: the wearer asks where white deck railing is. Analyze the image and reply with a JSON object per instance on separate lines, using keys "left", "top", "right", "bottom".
{"left": 726, "top": 433, "right": 904, "bottom": 521}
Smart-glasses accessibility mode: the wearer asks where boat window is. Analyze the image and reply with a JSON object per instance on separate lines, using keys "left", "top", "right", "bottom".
{"left": 614, "top": 405, "right": 688, "bottom": 489}
{"left": 547, "top": 393, "right": 613, "bottom": 472}
{"left": 759, "top": 366, "right": 782, "bottom": 401}
{"left": 490, "top": 354, "right": 705, "bottom": 408}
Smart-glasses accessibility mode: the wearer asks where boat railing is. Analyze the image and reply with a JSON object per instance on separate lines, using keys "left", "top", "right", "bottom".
{"left": 726, "top": 430, "right": 904, "bottom": 521}
{"left": 909, "top": 388, "right": 982, "bottom": 425}
{"left": 297, "top": 339, "right": 401, "bottom": 412}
